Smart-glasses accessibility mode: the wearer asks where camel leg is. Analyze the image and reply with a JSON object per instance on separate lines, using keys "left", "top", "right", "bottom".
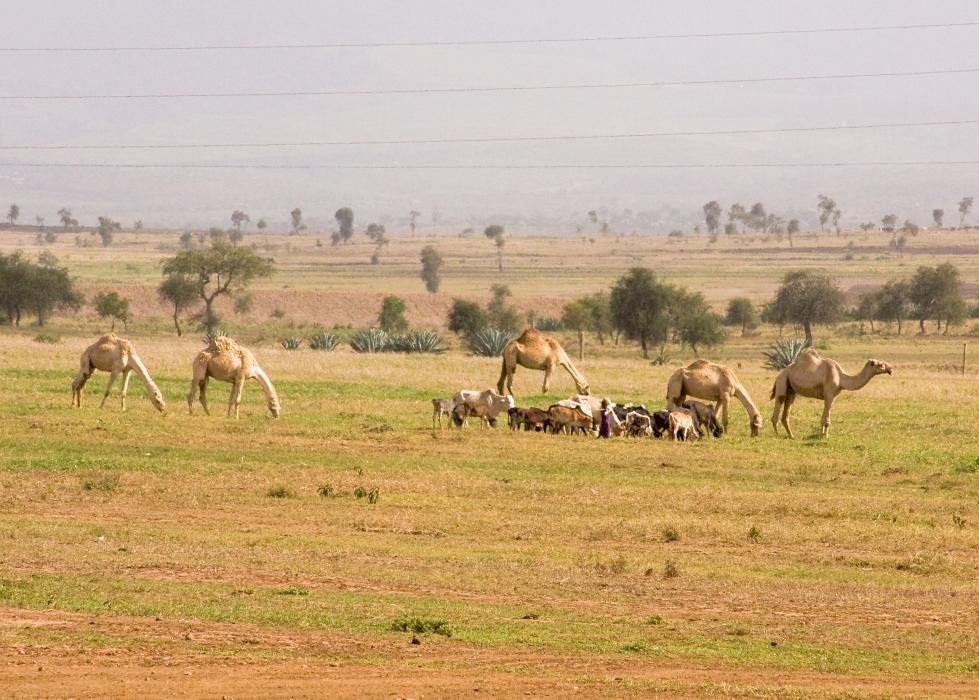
{"left": 771, "top": 395, "right": 783, "bottom": 435}
{"left": 100, "top": 371, "right": 119, "bottom": 409}
{"left": 820, "top": 395, "right": 836, "bottom": 437}
{"left": 199, "top": 378, "right": 211, "bottom": 416}
{"left": 717, "top": 396, "right": 730, "bottom": 431}
{"left": 780, "top": 394, "right": 796, "bottom": 439}
{"left": 228, "top": 377, "right": 245, "bottom": 419}
{"left": 120, "top": 369, "right": 132, "bottom": 412}
{"left": 541, "top": 363, "right": 554, "bottom": 394}
{"left": 71, "top": 371, "right": 90, "bottom": 407}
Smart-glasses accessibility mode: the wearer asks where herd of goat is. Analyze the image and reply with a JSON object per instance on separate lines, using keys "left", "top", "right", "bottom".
{"left": 432, "top": 389, "right": 722, "bottom": 442}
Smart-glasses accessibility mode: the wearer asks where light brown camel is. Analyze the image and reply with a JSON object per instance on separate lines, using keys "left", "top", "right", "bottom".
{"left": 771, "top": 348, "right": 892, "bottom": 437}
{"left": 666, "top": 359, "right": 763, "bottom": 436}
{"left": 188, "top": 336, "right": 280, "bottom": 418}
{"left": 71, "top": 333, "right": 166, "bottom": 413}
{"left": 497, "top": 328, "right": 589, "bottom": 396}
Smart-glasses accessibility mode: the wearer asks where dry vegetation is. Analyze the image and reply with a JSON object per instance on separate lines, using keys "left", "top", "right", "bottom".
{"left": 1, "top": 226, "right": 978, "bottom": 697}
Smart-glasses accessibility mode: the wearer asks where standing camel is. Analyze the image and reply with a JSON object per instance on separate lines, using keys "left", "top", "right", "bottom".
{"left": 188, "top": 336, "right": 280, "bottom": 418}
{"left": 71, "top": 333, "right": 166, "bottom": 413}
{"left": 497, "top": 328, "right": 589, "bottom": 396}
{"left": 771, "top": 348, "right": 892, "bottom": 437}
{"left": 666, "top": 359, "right": 762, "bottom": 436}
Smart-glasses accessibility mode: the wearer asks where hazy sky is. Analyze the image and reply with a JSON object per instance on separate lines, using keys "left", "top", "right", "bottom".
{"left": 2, "top": 0, "right": 979, "bottom": 231}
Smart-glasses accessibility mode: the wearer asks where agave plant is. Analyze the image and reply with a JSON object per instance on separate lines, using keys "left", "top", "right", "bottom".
{"left": 384, "top": 334, "right": 414, "bottom": 353}
{"left": 201, "top": 329, "right": 229, "bottom": 345}
{"left": 468, "top": 328, "right": 515, "bottom": 358}
{"left": 280, "top": 336, "right": 303, "bottom": 350}
{"left": 350, "top": 328, "right": 388, "bottom": 353}
{"left": 405, "top": 329, "right": 447, "bottom": 354}
{"left": 309, "top": 330, "right": 340, "bottom": 351}
{"left": 763, "top": 338, "right": 807, "bottom": 370}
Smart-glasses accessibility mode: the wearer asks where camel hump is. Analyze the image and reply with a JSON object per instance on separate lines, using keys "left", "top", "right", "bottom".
{"left": 685, "top": 359, "right": 714, "bottom": 370}
{"left": 794, "top": 347, "right": 822, "bottom": 365}
{"left": 95, "top": 332, "right": 120, "bottom": 344}
{"left": 208, "top": 335, "right": 242, "bottom": 355}
{"left": 513, "top": 328, "right": 545, "bottom": 344}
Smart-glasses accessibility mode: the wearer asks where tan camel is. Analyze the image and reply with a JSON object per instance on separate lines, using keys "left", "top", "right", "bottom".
{"left": 497, "top": 328, "right": 589, "bottom": 396}
{"left": 666, "top": 359, "right": 763, "bottom": 436}
{"left": 71, "top": 333, "right": 166, "bottom": 413}
{"left": 188, "top": 336, "right": 280, "bottom": 418}
{"left": 771, "top": 348, "right": 892, "bottom": 437}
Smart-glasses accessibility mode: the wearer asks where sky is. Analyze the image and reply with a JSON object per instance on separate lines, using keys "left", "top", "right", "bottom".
{"left": 1, "top": 0, "right": 979, "bottom": 232}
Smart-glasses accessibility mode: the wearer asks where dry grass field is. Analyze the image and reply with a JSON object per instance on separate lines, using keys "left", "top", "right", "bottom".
{"left": 1, "top": 227, "right": 978, "bottom": 697}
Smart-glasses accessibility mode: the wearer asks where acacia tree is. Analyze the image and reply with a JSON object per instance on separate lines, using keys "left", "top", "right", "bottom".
{"left": 786, "top": 219, "right": 800, "bottom": 247}
{"left": 7, "top": 204, "right": 18, "bottom": 225}
{"left": 768, "top": 270, "right": 846, "bottom": 346}
{"left": 377, "top": 295, "right": 408, "bottom": 333}
{"left": 932, "top": 208, "right": 944, "bottom": 229}
{"left": 725, "top": 297, "right": 756, "bottom": 335}
{"left": 958, "top": 196, "right": 974, "bottom": 226}
{"left": 230, "top": 210, "right": 250, "bottom": 231}
{"left": 333, "top": 207, "right": 354, "bottom": 244}
{"left": 290, "top": 208, "right": 305, "bottom": 235}
{"left": 58, "top": 207, "right": 77, "bottom": 229}
{"left": 409, "top": 210, "right": 421, "bottom": 238}
{"left": 910, "top": 263, "right": 962, "bottom": 334}
{"left": 161, "top": 242, "right": 273, "bottom": 334}
{"left": 875, "top": 279, "right": 911, "bottom": 335}
{"left": 366, "top": 223, "right": 388, "bottom": 264}
{"left": 609, "top": 268, "right": 674, "bottom": 358}
{"left": 702, "top": 201, "right": 721, "bottom": 237}
{"left": 419, "top": 245, "right": 443, "bottom": 292}
{"left": 157, "top": 273, "right": 199, "bottom": 336}
{"left": 484, "top": 224, "right": 505, "bottom": 272}
{"left": 97, "top": 216, "right": 120, "bottom": 247}
{"left": 94, "top": 291, "right": 130, "bottom": 331}
{"left": 881, "top": 214, "right": 898, "bottom": 231}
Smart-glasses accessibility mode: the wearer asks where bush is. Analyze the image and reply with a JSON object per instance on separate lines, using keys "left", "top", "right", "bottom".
{"left": 378, "top": 295, "right": 408, "bottom": 333}
{"left": 534, "top": 316, "right": 563, "bottom": 331}
{"left": 280, "top": 336, "right": 302, "bottom": 350}
{"left": 447, "top": 299, "right": 488, "bottom": 338}
{"left": 384, "top": 329, "right": 446, "bottom": 354}
{"left": 390, "top": 616, "right": 451, "bottom": 637}
{"left": 762, "top": 338, "right": 807, "bottom": 370}
{"left": 309, "top": 330, "right": 340, "bottom": 351}
{"left": 468, "top": 328, "right": 515, "bottom": 357}
{"left": 33, "top": 333, "right": 61, "bottom": 344}
{"left": 350, "top": 328, "right": 388, "bottom": 353}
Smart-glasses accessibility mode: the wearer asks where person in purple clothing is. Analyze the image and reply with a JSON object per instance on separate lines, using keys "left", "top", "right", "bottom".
{"left": 598, "top": 398, "right": 613, "bottom": 438}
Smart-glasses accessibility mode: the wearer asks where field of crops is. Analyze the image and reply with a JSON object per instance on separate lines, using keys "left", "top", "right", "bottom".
{"left": 1, "top": 229, "right": 978, "bottom": 697}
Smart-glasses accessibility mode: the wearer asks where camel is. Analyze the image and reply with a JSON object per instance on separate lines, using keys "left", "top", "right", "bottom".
{"left": 666, "top": 360, "right": 763, "bottom": 436}
{"left": 497, "top": 328, "right": 589, "bottom": 396}
{"left": 71, "top": 333, "right": 166, "bottom": 413}
{"left": 188, "top": 336, "right": 280, "bottom": 418}
{"left": 771, "top": 348, "right": 892, "bottom": 438}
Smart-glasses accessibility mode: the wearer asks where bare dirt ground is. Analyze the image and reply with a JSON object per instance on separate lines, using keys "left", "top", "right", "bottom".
{"left": 2, "top": 609, "right": 973, "bottom": 699}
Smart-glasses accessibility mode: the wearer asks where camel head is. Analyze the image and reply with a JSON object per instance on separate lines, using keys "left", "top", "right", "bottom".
{"left": 750, "top": 413, "right": 763, "bottom": 437}
{"left": 149, "top": 387, "right": 167, "bottom": 414}
{"left": 268, "top": 398, "right": 281, "bottom": 418}
{"left": 866, "top": 359, "right": 894, "bottom": 377}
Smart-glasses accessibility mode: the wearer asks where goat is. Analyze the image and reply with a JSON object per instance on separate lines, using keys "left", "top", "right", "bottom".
{"left": 624, "top": 411, "right": 652, "bottom": 437}
{"left": 669, "top": 410, "right": 697, "bottom": 442}
{"left": 681, "top": 400, "right": 722, "bottom": 438}
{"left": 547, "top": 404, "right": 593, "bottom": 435}
{"left": 431, "top": 398, "right": 452, "bottom": 429}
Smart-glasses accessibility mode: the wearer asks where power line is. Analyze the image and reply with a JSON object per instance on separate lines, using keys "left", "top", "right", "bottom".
{"left": 2, "top": 21, "right": 977, "bottom": 51}
{"left": 2, "top": 67, "right": 977, "bottom": 100}
{"left": 1, "top": 118, "right": 975, "bottom": 151}
{"left": 2, "top": 160, "right": 978, "bottom": 170}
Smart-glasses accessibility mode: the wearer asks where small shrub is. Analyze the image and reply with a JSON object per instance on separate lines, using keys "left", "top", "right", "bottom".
{"left": 468, "top": 328, "right": 514, "bottom": 357}
{"left": 367, "top": 487, "right": 379, "bottom": 504}
{"left": 621, "top": 641, "right": 647, "bottom": 653}
{"left": 350, "top": 328, "right": 388, "bottom": 353}
{"left": 275, "top": 586, "right": 309, "bottom": 596}
{"left": 650, "top": 347, "right": 671, "bottom": 366}
{"left": 82, "top": 473, "right": 120, "bottom": 492}
{"left": 662, "top": 525, "right": 680, "bottom": 542}
{"left": 309, "top": 331, "right": 340, "bottom": 351}
{"left": 763, "top": 338, "right": 807, "bottom": 370}
{"left": 955, "top": 457, "right": 978, "bottom": 474}
{"left": 390, "top": 616, "right": 451, "bottom": 637}
{"left": 663, "top": 559, "right": 680, "bottom": 579}
{"left": 645, "top": 615, "right": 664, "bottom": 625}
{"left": 747, "top": 525, "right": 762, "bottom": 542}
{"left": 270, "top": 308, "right": 286, "bottom": 319}
{"left": 953, "top": 513, "right": 967, "bottom": 529}
{"left": 280, "top": 336, "right": 302, "bottom": 350}
{"left": 317, "top": 484, "right": 335, "bottom": 498}
{"left": 535, "top": 316, "right": 563, "bottom": 331}
{"left": 33, "top": 333, "right": 61, "bottom": 344}
{"left": 353, "top": 486, "right": 368, "bottom": 499}
{"left": 266, "top": 485, "right": 297, "bottom": 499}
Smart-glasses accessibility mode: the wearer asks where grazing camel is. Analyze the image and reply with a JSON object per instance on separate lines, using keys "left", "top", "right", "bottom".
{"left": 188, "top": 336, "right": 280, "bottom": 418}
{"left": 498, "top": 328, "right": 589, "bottom": 397}
{"left": 771, "top": 348, "right": 893, "bottom": 437}
{"left": 666, "top": 360, "right": 763, "bottom": 436}
{"left": 71, "top": 333, "right": 166, "bottom": 413}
